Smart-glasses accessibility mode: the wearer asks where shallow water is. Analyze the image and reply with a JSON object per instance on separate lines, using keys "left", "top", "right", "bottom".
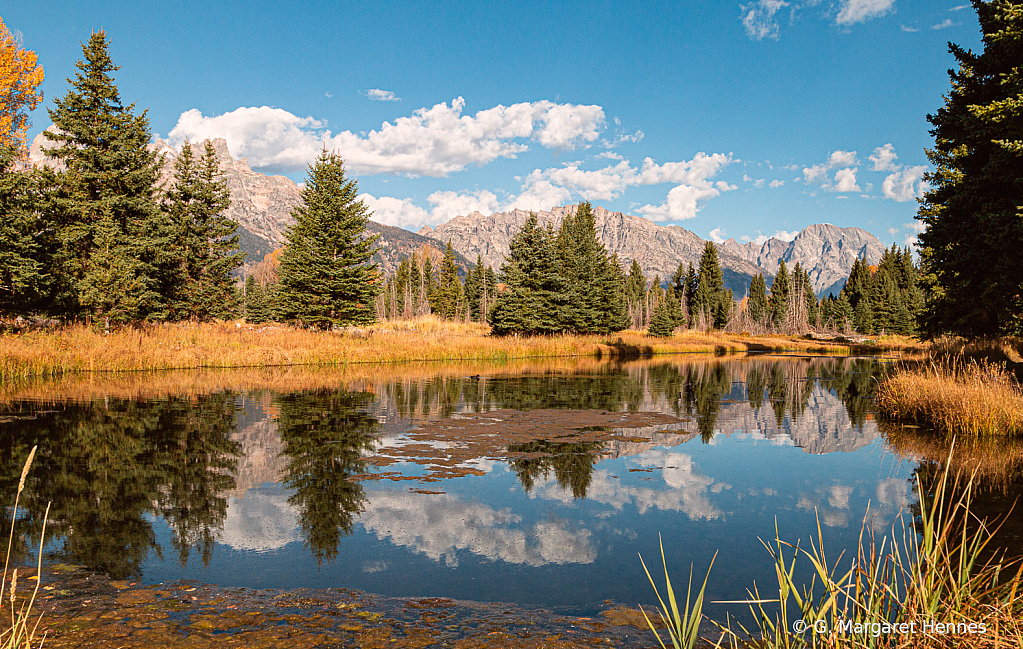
{"left": 2, "top": 354, "right": 1011, "bottom": 624}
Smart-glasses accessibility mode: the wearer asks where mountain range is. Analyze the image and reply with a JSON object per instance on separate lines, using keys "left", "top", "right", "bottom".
{"left": 28, "top": 132, "right": 887, "bottom": 295}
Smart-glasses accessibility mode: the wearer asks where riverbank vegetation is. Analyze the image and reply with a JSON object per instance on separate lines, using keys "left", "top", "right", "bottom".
{"left": 0, "top": 317, "right": 920, "bottom": 381}
{"left": 878, "top": 355, "right": 1023, "bottom": 437}
{"left": 644, "top": 463, "right": 1023, "bottom": 649}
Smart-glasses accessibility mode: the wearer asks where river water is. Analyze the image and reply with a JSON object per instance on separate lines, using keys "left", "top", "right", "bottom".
{"left": 0, "top": 354, "right": 1014, "bottom": 623}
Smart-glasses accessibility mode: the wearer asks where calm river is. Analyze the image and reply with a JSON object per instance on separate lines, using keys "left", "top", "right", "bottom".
{"left": 1, "top": 354, "right": 1016, "bottom": 622}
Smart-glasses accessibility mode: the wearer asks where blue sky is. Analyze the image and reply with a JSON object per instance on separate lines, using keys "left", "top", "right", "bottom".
{"left": 13, "top": 0, "right": 981, "bottom": 245}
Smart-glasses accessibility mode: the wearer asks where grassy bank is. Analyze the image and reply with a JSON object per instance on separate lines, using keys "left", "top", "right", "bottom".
{"left": 877, "top": 338, "right": 1023, "bottom": 437}
{"left": 645, "top": 463, "right": 1023, "bottom": 649}
{"left": 0, "top": 318, "right": 921, "bottom": 380}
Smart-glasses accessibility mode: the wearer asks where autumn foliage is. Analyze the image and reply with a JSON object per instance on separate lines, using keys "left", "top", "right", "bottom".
{"left": 0, "top": 16, "right": 44, "bottom": 155}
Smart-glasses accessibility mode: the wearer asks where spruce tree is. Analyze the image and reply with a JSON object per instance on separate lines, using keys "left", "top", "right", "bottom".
{"left": 769, "top": 261, "right": 790, "bottom": 329}
{"left": 693, "top": 242, "right": 729, "bottom": 328}
{"left": 684, "top": 262, "right": 698, "bottom": 322}
{"left": 556, "top": 202, "right": 628, "bottom": 333}
{"left": 464, "top": 254, "right": 483, "bottom": 320}
{"left": 42, "top": 30, "right": 171, "bottom": 322}
{"left": 647, "top": 294, "right": 676, "bottom": 337}
{"left": 748, "top": 273, "right": 768, "bottom": 326}
{"left": 432, "top": 240, "right": 461, "bottom": 319}
{"left": 0, "top": 146, "right": 45, "bottom": 316}
{"left": 165, "top": 141, "right": 243, "bottom": 321}
{"left": 490, "top": 214, "right": 567, "bottom": 336}
{"left": 277, "top": 150, "right": 380, "bottom": 329}
{"left": 918, "top": 0, "right": 1023, "bottom": 335}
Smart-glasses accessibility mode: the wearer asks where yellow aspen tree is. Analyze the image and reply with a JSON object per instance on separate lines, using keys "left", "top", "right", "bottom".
{"left": 0, "top": 17, "right": 44, "bottom": 155}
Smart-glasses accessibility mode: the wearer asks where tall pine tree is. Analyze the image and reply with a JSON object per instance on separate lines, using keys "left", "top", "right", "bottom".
{"left": 0, "top": 146, "right": 45, "bottom": 315}
{"left": 918, "top": 0, "right": 1023, "bottom": 336}
{"left": 490, "top": 214, "right": 567, "bottom": 336}
{"left": 41, "top": 30, "right": 171, "bottom": 323}
{"left": 165, "top": 140, "right": 243, "bottom": 321}
{"left": 277, "top": 150, "right": 380, "bottom": 329}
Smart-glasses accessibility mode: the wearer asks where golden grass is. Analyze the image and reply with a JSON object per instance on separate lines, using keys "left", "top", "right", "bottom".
{"left": 877, "top": 359, "right": 1023, "bottom": 437}
{"left": 644, "top": 458, "right": 1023, "bottom": 649}
{"left": 0, "top": 317, "right": 923, "bottom": 382}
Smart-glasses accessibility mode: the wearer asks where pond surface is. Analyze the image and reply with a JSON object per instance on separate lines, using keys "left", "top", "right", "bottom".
{"left": 0, "top": 354, "right": 1015, "bottom": 623}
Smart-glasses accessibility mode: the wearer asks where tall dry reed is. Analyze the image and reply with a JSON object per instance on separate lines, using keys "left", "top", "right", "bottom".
{"left": 877, "top": 358, "right": 1023, "bottom": 437}
{"left": 1, "top": 447, "right": 48, "bottom": 649}
{"left": 641, "top": 454, "right": 1023, "bottom": 648}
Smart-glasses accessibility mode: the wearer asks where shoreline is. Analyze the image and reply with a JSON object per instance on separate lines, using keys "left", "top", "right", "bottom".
{"left": 0, "top": 318, "right": 923, "bottom": 382}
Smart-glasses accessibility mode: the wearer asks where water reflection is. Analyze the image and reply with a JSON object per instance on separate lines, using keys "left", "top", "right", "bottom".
{"left": 0, "top": 354, "right": 959, "bottom": 609}
{"left": 275, "top": 389, "right": 378, "bottom": 563}
{"left": 0, "top": 395, "right": 240, "bottom": 578}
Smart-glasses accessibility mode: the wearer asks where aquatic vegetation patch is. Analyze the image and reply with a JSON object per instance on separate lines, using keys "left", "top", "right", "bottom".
{"left": 30, "top": 565, "right": 657, "bottom": 648}
{"left": 362, "top": 408, "right": 689, "bottom": 482}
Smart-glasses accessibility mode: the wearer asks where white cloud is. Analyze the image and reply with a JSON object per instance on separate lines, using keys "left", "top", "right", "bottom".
{"left": 360, "top": 490, "right": 596, "bottom": 567}
{"left": 932, "top": 18, "right": 955, "bottom": 30}
{"left": 427, "top": 189, "right": 500, "bottom": 222}
{"left": 831, "top": 167, "right": 861, "bottom": 192}
{"left": 597, "top": 151, "right": 625, "bottom": 160}
{"left": 360, "top": 194, "right": 431, "bottom": 229}
{"left": 361, "top": 189, "right": 500, "bottom": 229}
{"left": 905, "top": 221, "right": 926, "bottom": 234}
{"left": 868, "top": 143, "right": 899, "bottom": 171}
{"left": 366, "top": 88, "right": 400, "bottom": 102}
{"left": 827, "top": 150, "right": 858, "bottom": 167}
{"left": 836, "top": 0, "right": 895, "bottom": 25}
{"left": 803, "top": 150, "right": 859, "bottom": 191}
{"left": 882, "top": 165, "right": 929, "bottom": 201}
{"left": 602, "top": 128, "right": 645, "bottom": 148}
{"left": 901, "top": 24, "right": 919, "bottom": 32}
{"left": 741, "top": 0, "right": 790, "bottom": 40}
{"left": 324, "top": 92, "right": 333, "bottom": 98}
{"left": 507, "top": 152, "right": 734, "bottom": 219}
{"left": 949, "top": 3, "right": 970, "bottom": 10}
{"left": 507, "top": 179, "right": 575, "bottom": 212}
{"left": 168, "top": 98, "right": 606, "bottom": 176}
{"left": 769, "top": 179, "right": 785, "bottom": 188}
{"left": 888, "top": 227, "right": 899, "bottom": 236}
{"left": 709, "top": 228, "right": 727, "bottom": 243}
{"left": 748, "top": 229, "right": 800, "bottom": 245}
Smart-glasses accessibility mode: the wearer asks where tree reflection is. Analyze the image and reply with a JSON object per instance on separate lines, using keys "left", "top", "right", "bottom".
{"left": 0, "top": 396, "right": 240, "bottom": 579}
{"left": 507, "top": 439, "right": 605, "bottom": 499}
{"left": 275, "top": 389, "right": 379, "bottom": 563}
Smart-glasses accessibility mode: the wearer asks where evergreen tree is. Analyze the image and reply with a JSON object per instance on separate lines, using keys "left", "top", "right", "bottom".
{"left": 626, "top": 259, "right": 646, "bottom": 328}
{"left": 649, "top": 285, "right": 685, "bottom": 336}
{"left": 0, "top": 146, "right": 45, "bottom": 315}
{"left": 277, "top": 151, "right": 380, "bottom": 329}
{"left": 684, "top": 262, "right": 698, "bottom": 325}
{"left": 432, "top": 240, "right": 461, "bottom": 319}
{"left": 647, "top": 292, "right": 676, "bottom": 337}
{"left": 556, "top": 202, "right": 628, "bottom": 333}
{"left": 490, "top": 214, "right": 567, "bottom": 336}
{"left": 165, "top": 141, "right": 243, "bottom": 321}
{"left": 769, "top": 260, "right": 790, "bottom": 329}
{"left": 748, "top": 273, "right": 768, "bottom": 326}
{"left": 597, "top": 252, "right": 631, "bottom": 333}
{"left": 41, "top": 31, "right": 171, "bottom": 322}
{"left": 692, "top": 242, "right": 729, "bottom": 328}
{"left": 464, "top": 254, "right": 483, "bottom": 320}
{"left": 917, "top": 1, "right": 1023, "bottom": 335}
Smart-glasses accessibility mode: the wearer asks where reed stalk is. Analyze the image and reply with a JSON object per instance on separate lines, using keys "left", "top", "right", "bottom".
{"left": 641, "top": 451, "right": 1022, "bottom": 648}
